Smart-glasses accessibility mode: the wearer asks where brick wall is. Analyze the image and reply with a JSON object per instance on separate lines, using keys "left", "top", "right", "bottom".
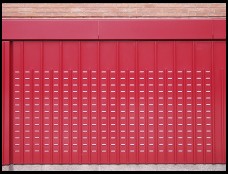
{"left": 2, "top": 3, "right": 226, "bottom": 18}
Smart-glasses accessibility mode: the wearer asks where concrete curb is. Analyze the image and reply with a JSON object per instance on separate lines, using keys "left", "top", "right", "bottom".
{"left": 2, "top": 164, "right": 226, "bottom": 171}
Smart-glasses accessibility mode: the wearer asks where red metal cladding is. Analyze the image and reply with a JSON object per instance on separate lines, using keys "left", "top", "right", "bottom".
{"left": 99, "top": 19, "right": 215, "bottom": 40}
{"left": 2, "top": 19, "right": 99, "bottom": 40}
{"left": 7, "top": 41, "right": 225, "bottom": 164}
{"left": 2, "top": 19, "right": 226, "bottom": 40}
{"left": 2, "top": 41, "right": 10, "bottom": 165}
{"left": 1, "top": 19, "right": 226, "bottom": 165}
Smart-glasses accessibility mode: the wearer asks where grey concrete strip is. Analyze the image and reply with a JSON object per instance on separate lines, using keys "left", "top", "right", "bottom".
{"left": 10, "top": 165, "right": 43, "bottom": 171}
{"left": 43, "top": 165, "right": 100, "bottom": 171}
{"left": 153, "top": 164, "right": 226, "bottom": 171}
{"left": 5, "top": 164, "right": 226, "bottom": 171}
{"left": 2, "top": 166, "right": 10, "bottom": 171}
{"left": 98, "top": 164, "right": 226, "bottom": 171}
{"left": 210, "top": 165, "right": 226, "bottom": 171}
{"left": 99, "top": 164, "right": 156, "bottom": 171}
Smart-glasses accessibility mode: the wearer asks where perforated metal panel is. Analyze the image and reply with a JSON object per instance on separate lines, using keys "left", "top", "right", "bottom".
{"left": 6, "top": 41, "right": 225, "bottom": 164}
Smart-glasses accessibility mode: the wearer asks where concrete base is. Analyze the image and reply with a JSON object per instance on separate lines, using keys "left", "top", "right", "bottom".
{"left": 2, "top": 166, "right": 10, "bottom": 171}
{"left": 2, "top": 164, "right": 226, "bottom": 171}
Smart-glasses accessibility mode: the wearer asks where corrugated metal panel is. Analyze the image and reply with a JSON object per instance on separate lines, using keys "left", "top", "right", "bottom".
{"left": 8, "top": 41, "right": 225, "bottom": 164}
{"left": 2, "top": 41, "right": 10, "bottom": 165}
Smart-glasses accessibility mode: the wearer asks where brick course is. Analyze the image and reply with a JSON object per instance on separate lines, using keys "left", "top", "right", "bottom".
{"left": 2, "top": 3, "right": 226, "bottom": 18}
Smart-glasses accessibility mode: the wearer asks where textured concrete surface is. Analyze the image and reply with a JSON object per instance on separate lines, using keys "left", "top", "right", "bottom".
{"left": 2, "top": 166, "right": 10, "bottom": 171}
{"left": 2, "top": 164, "right": 226, "bottom": 171}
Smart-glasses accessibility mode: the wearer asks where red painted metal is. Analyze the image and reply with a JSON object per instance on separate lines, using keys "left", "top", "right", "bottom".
{"left": 2, "top": 41, "right": 10, "bottom": 165}
{"left": 2, "top": 19, "right": 226, "bottom": 40}
{"left": 7, "top": 41, "right": 225, "bottom": 164}
{"left": 99, "top": 19, "right": 226, "bottom": 40}
{"left": 1, "top": 19, "right": 226, "bottom": 165}
{"left": 2, "top": 19, "right": 99, "bottom": 40}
